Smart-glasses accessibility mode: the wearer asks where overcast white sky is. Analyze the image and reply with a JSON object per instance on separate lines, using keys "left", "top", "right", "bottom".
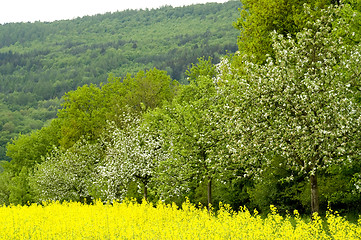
{"left": 0, "top": 0, "right": 229, "bottom": 24}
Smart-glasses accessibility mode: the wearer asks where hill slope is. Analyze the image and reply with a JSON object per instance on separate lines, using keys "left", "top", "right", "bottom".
{"left": 0, "top": 1, "right": 241, "bottom": 161}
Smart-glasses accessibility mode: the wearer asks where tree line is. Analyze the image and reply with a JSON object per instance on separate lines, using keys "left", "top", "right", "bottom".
{"left": 1, "top": 0, "right": 361, "bottom": 217}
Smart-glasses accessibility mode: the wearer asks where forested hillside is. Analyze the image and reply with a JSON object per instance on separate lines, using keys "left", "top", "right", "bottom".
{"left": 0, "top": 1, "right": 241, "bottom": 161}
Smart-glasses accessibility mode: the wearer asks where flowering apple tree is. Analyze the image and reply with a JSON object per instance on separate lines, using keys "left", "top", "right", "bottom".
{"left": 98, "top": 115, "right": 169, "bottom": 201}
{"left": 31, "top": 138, "right": 103, "bottom": 202}
{"left": 232, "top": 4, "right": 361, "bottom": 214}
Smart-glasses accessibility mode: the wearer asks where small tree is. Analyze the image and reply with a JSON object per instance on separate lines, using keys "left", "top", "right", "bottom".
{"left": 233, "top": 5, "right": 361, "bottom": 214}
{"left": 99, "top": 115, "right": 168, "bottom": 201}
{"left": 31, "top": 138, "right": 102, "bottom": 202}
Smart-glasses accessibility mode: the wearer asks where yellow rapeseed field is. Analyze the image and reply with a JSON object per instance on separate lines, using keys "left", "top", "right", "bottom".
{"left": 0, "top": 199, "right": 360, "bottom": 239}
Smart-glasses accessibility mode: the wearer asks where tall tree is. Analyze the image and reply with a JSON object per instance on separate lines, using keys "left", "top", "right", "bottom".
{"left": 2, "top": 119, "right": 61, "bottom": 205}
{"left": 232, "top": 5, "right": 361, "bottom": 214}
{"left": 57, "top": 84, "right": 105, "bottom": 148}
{"left": 58, "top": 68, "right": 177, "bottom": 149}
{"left": 147, "top": 58, "right": 234, "bottom": 209}
{"left": 122, "top": 68, "right": 178, "bottom": 112}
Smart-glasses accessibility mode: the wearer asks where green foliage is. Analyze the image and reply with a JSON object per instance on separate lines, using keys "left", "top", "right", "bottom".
{"left": 0, "top": 97, "right": 62, "bottom": 162}
{"left": 0, "top": 162, "right": 11, "bottom": 205}
{"left": 248, "top": 156, "right": 308, "bottom": 213}
{"left": 1, "top": 67, "right": 176, "bottom": 205}
{"left": 231, "top": 4, "right": 361, "bottom": 213}
{"left": 121, "top": 68, "right": 178, "bottom": 111}
{"left": 9, "top": 167, "right": 33, "bottom": 205}
{"left": 6, "top": 119, "right": 62, "bottom": 174}
{"left": 0, "top": 1, "right": 241, "bottom": 161}
{"left": 31, "top": 138, "right": 103, "bottom": 202}
{"left": 57, "top": 68, "right": 176, "bottom": 148}
{"left": 57, "top": 84, "right": 104, "bottom": 148}
{"left": 185, "top": 57, "right": 216, "bottom": 82}
{"left": 1, "top": 119, "right": 62, "bottom": 204}
{"left": 1, "top": 0, "right": 361, "bottom": 217}
{"left": 234, "top": 0, "right": 339, "bottom": 63}
{"left": 98, "top": 115, "right": 169, "bottom": 201}
{"left": 145, "top": 57, "right": 235, "bottom": 208}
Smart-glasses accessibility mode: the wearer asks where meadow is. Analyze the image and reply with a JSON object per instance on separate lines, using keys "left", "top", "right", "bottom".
{"left": 1, "top": 199, "right": 360, "bottom": 239}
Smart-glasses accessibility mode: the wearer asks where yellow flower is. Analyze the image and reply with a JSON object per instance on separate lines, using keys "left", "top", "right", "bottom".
{"left": 0, "top": 200, "right": 360, "bottom": 239}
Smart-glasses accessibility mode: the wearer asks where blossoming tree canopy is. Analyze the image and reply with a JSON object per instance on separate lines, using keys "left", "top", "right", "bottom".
{"left": 232, "top": 4, "right": 361, "bottom": 214}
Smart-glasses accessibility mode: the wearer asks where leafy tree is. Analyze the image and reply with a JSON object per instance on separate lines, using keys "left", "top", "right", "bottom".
{"left": 231, "top": 5, "right": 361, "bottom": 214}
{"left": 147, "top": 58, "right": 233, "bottom": 209}
{"left": 57, "top": 84, "right": 105, "bottom": 148}
{"left": 234, "top": 0, "right": 335, "bottom": 63}
{"left": 185, "top": 56, "right": 216, "bottom": 82}
{"left": 8, "top": 166, "right": 33, "bottom": 205}
{"left": 98, "top": 115, "right": 168, "bottom": 201}
{"left": 6, "top": 119, "right": 61, "bottom": 174}
{"left": 2, "top": 68, "right": 176, "bottom": 204}
{"left": 247, "top": 156, "right": 308, "bottom": 213}
{"left": 31, "top": 138, "right": 103, "bottom": 202}
{"left": 58, "top": 68, "right": 177, "bottom": 149}
{"left": 0, "top": 119, "right": 62, "bottom": 204}
{"left": 121, "top": 68, "right": 178, "bottom": 112}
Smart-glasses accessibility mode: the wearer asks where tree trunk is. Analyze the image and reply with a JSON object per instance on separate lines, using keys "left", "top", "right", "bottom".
{"left": 310, "top": 174, "right": 319, "bottom": 216}
{"left": 144, "top": 184, "right": 148, "bottom": 201}
{"left": 207, "top": 177, "right": 212, "bottom": 212}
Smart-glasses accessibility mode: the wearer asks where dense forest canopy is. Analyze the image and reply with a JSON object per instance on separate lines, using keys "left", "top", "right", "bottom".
{"left": 0, "top": 1, "right": 241, "bottom": 161}
{"left": 1, "top": 0, "right": 361, "bottom": 218}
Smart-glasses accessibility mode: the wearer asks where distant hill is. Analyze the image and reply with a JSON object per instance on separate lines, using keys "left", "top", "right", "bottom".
{"left": 0, "top": 0, "right": 241, "bottom": 161}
